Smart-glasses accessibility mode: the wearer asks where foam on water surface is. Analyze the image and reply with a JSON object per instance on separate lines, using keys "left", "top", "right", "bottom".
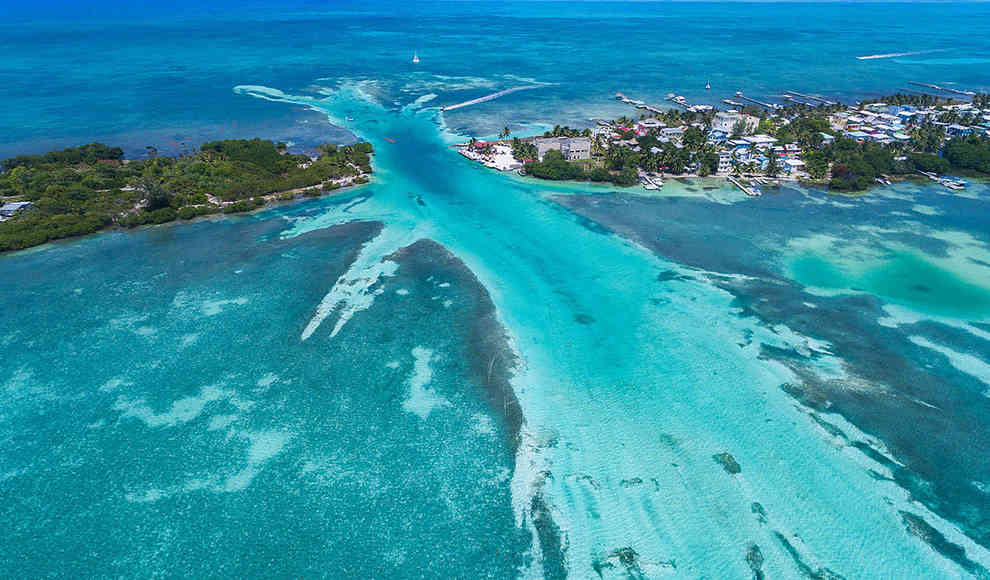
{"left": 910, "top": 335, "right": 990, "bottom": 389}
{"left": 298, "top": 224, "right": 416, "bottom": 340}
{"left": 401, "top": 347, "right": 450, "bottom": 420}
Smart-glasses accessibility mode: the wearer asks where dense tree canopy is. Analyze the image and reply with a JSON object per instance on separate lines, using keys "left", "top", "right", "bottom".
{"left": 0, "top": 140, "right": 373, "bottom": 251}
{"left": 943, "top": 134, "right": 990, "bottom": 174}
{"left": 524, "top": 149, "right": 637, "bottom": 186}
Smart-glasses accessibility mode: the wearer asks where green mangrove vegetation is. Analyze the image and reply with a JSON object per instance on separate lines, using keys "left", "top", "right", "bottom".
{"left": 0, "top": 139, "right": 373, "bottom": 251}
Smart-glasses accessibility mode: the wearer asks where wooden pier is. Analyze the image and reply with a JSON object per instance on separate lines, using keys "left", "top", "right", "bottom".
{"left": 735, "top": 92, "right": 777, "bottom": 110}
{"left": 784, "top": 90, "right": 836, "bottom": 106}
{"left": 728, "top": 175, "right": 760, "bottom": 196}
{"left": 784, "top": 95, "right": 818, "bottom": 107}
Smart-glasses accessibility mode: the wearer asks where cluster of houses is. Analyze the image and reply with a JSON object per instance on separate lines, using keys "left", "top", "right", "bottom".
{"left": 829, "top": 101, "right": 990, "bottom": 144}
{"left": 459, "top": 95, "right": 990, "bottom": 182}
{"left": 593, "top": 109, "right": 811, "bottom": 177}
{"left": 592, "top": 118, "right": 687, "bottom": 147}
{"left": 718, "top": 134, "right": 807, "bottom": 176}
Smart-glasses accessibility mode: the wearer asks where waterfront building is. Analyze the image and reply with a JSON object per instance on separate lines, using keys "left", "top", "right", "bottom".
{"left": 534, "top": 136, "right": 592, "bottom": 161}
{"left": 783, "top": 159, "right": 807, "bottom": 175}
{"left": 711, "top": 111, "right": 759, "bottom": 135}
{"left": 717, "top": 150, "right": 734, "bottom": 174}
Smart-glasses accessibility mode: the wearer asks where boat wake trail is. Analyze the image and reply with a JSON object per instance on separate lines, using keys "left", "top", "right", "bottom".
{"left": 856, "top": 49, "right": 948, "bottom": 60}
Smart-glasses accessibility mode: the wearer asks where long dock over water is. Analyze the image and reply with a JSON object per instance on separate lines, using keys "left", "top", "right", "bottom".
{"left": 728, "top": 175, "right": 760, "bottom": 196}
{"left": 784, "top": 90, "right": 836, "bottom": 106}
{"left": 735, "top": 92, "right": 777, "bottom": 110}
{"left": 441, "top": 85, "right": 544, "bottom": 111}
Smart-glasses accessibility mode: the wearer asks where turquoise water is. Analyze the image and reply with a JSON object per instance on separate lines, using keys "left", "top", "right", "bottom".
{"left": 5, "top": 79, "right": 989, "bottom": 576}
{"left": 791, "top": 250, "right": 990, "bottom": 318}
{"left": 3, "top": 2, "right": 990, "bottom": 578}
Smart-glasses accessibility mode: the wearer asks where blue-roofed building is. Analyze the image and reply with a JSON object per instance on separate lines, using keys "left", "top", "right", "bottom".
{"left": 707, "top": 129, "right": 728, "bottom": 145}
{"left": 0, "top": 201, "right": 33, "bottom": 218}
{"left": 946, "top": 124, "right": 973, "bottom": 138}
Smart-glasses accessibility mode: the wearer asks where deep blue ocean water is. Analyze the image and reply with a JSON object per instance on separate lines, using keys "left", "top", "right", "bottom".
{"left": 4, "top": 1, "right": 990, "bottom": 157}
{"left": 2, "top": 2, "right": 990, "bottom": 578}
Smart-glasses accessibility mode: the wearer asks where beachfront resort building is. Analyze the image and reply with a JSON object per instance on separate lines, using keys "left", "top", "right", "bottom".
{"left": 534, "top": 136, "right": 592, "bottom": 161}
{"left": 712, "top": 111, "right": 760, "bottom": 136}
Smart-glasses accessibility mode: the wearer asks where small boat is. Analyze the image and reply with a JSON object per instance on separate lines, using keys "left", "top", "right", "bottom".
{"left": 412, "top": 51, "right": 420, "bottom": 64}
{"left": 941, "top": 177, "right": 966, "bottom": 190}
{"left": 345, "top": 116, "right": 354, "bottom": 121}
{"left": 706, "top": 80, "right": 711, "bottom": 90}
{"left": 384, "top": 137, "right": 396, "bottom": 143}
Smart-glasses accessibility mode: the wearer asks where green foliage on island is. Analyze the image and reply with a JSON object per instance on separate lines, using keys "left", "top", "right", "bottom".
{"left": 800, "top": 134, "right": 983, "bottom": 191}
{"left": 802, "top": 137, "right": 906, "bottom": 191}
{"left": 800, "top": 129, "right": 989, "bottom": 192}
{"left": 525, "top": 149, "right": 638, "bottom": 187}
{"left": 697, "top": 151, "right": 719, "bottom": 177}
{"left": 0, "top": 139, "right": 373, "bottom": 251}
{"left": 543, "top": 125, "right": 591, "bottom": 138}
{"left": 943, "top": 134, "right": 990, "bottom": 174}
{"left": 774, "top": 117, "right": 830, "bottom": 148}
{"left": 2, "top": 143, "right": 125, "bottom": 172}
{"left": 510, "top": 138, "right": 538, "bottom": 162}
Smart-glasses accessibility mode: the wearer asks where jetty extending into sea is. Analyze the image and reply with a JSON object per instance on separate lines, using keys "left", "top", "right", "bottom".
{"left": 728, "top": 175, "right": 761, "bottom": 196}
{"left": 784, "top": 90, "right": 836, "bottom": 106}
{"left": 735, "top": 91, "right": 777, "bottom": 110}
